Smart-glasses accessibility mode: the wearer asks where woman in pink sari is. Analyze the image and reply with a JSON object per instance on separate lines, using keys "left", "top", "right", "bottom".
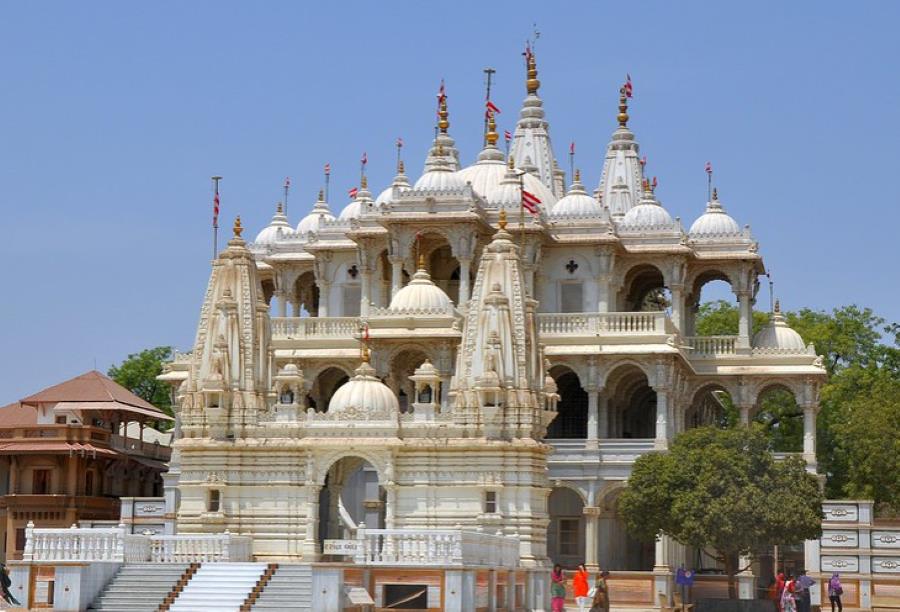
{"left": 551, "top": 564, "right": 566, "bottom": 612}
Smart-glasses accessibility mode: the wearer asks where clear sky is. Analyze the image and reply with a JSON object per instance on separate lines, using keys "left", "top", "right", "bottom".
{"left": 2, "top": 1, "right": 899, "bottom": 402}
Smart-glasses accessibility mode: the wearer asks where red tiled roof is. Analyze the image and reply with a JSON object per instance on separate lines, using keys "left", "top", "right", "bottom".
{"left": 0, "top": 402, "right": 38, "bottom": 427}
{"left": 19, "top": 370, "right": 168, "bottom": 419}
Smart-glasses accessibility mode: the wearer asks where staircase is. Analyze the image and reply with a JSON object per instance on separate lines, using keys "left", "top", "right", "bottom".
{"left": 169, "top": 563, "right": 268, "bottom": 612}
{"left": 251, "top": 564, "right": 314, "bottom": 611}
{"left": 88, "top": 564, "right": 190, "bottom": 612}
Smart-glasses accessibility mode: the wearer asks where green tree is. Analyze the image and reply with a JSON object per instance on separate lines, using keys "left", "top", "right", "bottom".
{"left": 694, "top": 300, "right": 768, "bottom": 337}
{"left": 619, "top": 427, "right": 822, "bottom": 598}
{"left": 108, "top": 346, "right": 174, "bottom": 415}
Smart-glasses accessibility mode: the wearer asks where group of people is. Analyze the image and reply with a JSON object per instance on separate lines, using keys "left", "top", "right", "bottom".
{"left": 551, "top": 563, "right": 611, "bottom": 612}
{"left": 774, "top": 570, "right": 843, "bottom": 612}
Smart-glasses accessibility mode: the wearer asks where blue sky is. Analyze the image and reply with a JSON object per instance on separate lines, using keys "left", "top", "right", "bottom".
{"left": 2, "top": 1, "right": 899, "bottom": 402}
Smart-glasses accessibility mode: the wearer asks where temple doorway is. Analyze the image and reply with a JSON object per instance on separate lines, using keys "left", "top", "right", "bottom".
{"left": 317, "top": 456, "right": 384, "bottom": 549}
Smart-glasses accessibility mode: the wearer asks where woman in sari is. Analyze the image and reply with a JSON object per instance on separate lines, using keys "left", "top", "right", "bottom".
{"left": 551, "top": 564, "right": 566, "bottom": 612}
{"left": 781, "top": 575, "right": 797, "bottom": 612}
{"left": 828, "top": 573, "right": 843, "bottom": 612}
{"left": 590, "top": 570, "right": 611, "bottom": 612}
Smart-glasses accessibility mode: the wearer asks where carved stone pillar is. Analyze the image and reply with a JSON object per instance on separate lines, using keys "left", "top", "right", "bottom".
{"left": 670, "top": 283, "right": 685, "bottom": 332}
{"left": 736, "top": 290, "right": 753, "bottom": 349}
{"left": 318, "top": 282, "right": 330, "bottom": 317}
{"left": 654, "top": 388, "right": 670, "bottom": 450}
{"left": 597, "top": 396, "right": 609, "bottom": 438}
{"left": 458, "top": 257, "right": 472, "bottom": 308}
{"left": 389, "top": 255, "right": 403, "bottom": 298}
{"left": 586, "top": 386, "right": 599, "bottom": 447}
{"left": 303, "top": 484, "right": 321, "bottom": 560}
{"left": 803, "top": 403, "right": 818, "bottom": 469}
{"left": 361, "top": 270, "right": 372, "bottom": 317}
{"left": 738, "top": 403, "right": 753, "bottom": 426}
{"left": 274, "top": 290, "right": 287, "bottom": 318}
{"left": 584, "top": 506, "right": 601, "bottom": 571}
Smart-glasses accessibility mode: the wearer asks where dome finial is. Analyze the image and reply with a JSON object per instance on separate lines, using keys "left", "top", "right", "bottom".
{"left": 507, "top": 155, "right": 515, "bottom": 170}
{"left": 398, "top": 158, "right": 405, "bottom": 174}
{"left": 574, "top": 169, "right": 581, "bottom": 182}
{"left": 774, "top": 299, "right": 781, "bottom": 313}
{"left": 276, "top": 201, "right": 283, "bottom": 214}
{"left": 438, "top": 96, "right": 450, "bottom": 134}
{"left": 233, "top": 215, "right": 243, "bottom": 238}
{"left": 712, "top": 187, "right": 718, "bottom": 200}
{"left": 486, "top": 111, "right": 499, "bottom": 146}
{"left": 525, "top": 45, "right": 540, "bottom": 95}
{"left": 618, "top": 87, "right": 630, "bottom": 127}
{"left": 361, "top": 175, "right": 368, "bottom": 189}
{"left": 418, "top": 253, "right": 426, "bottom": 271}
{"left": 318, "top": 189, "right": 324, "bottom": 201}
{"left": 361, "top": 343, "right": 370, "bottom": 363}
{"left": 498, "top": 208, "right": 508, "bottom": 229}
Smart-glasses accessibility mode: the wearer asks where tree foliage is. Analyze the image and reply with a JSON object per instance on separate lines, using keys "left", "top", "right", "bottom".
{"left": 619, "top": 427, "right": 822, "bottom": 598}
{"left": 695, "top": 300, "right": 769, "bottom": 337}
{"left": 108, "top": 346, "right": 174, "bottom": 415}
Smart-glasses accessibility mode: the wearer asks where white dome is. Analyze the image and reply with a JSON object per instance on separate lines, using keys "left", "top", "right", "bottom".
{"left": 376, "top": 163, "right": 411, "bottom": 205}
{"left": 752, "top": 303, "right": 807, "bottom": 351}
{"left": 486, "top": 162, "right": 557, "bottom": 209}
{"left": 327, "top": 360, "right": 399, "bottom": 416}
{"left": 254, "top": 203, "right": 291, "bottom": 245}
{"left": 389, "top": 266, "right": 454, "bottom": 311}
{"left": 621, "top": 185, "right": 673, "bottom": 228}
{"left": 552, "top": 173, "right": 602, "bottom": 216}
{"left": 689, "top": 189, "right": 741, "bottom": 236}
{"left": 414, "top": 155, "right": 466, "bottom": 191}
{"left": 456, "top": 146, "right": 506, "bottom": 198}
{"left": 339, "top": 200, "right": 361, "bottom": 220}
{"left": 339, "top": 179, "right": 374, "bottom": 220}
{"left": 297, "top": 191, "right": 335, "bottom": 234}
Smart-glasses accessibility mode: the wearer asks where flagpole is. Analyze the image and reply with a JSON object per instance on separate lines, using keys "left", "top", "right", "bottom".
{"left": 324, "top": 165, "right": 331, "bottom": 203}
{"left": 283, "top": 178, "right": 290, "bottom": 217}
{"left": 396, "top": 138, "right": 403, "bottom": 168}
{"left": 212, "top": 175, "right": 222, "bottom": 258}
{"left": 483, "top": 67, "right": 495, "bottom": 147}
{"left": 708, "top": 170, "right": 712, "bottom": 203}
{"left": 569, "top": 142, "right": 575, "bottom": 186}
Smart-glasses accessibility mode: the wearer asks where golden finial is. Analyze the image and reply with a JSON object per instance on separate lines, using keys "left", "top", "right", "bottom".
{"left": 276, "top": 201, "right": 283, "bottom": 213}
{"left": 574, "top": 169, "right": 581, "bottom": 182}
{"left": 418, "top": 253, "right": 426, "bottom": 270}
{"left": 526, "top": 49, "right": 540, "bottom": 94}
{"left": 438, "top": 97, "right": 449, "bottom": 133}
{"left": 361, "top": 175, "right": 368, "bottom": 189}
{"left": 617, "top": 87, "right": 629, "bottom": 127}
{"left": 398, "top": 159, "right": 405, "bottom": 174}
{"left": 318, "top": 189, "right": 324, "bottom": 201}
{"left": 498, "top": 208, "right": 508, "bottom": 229}
{"left": 642, "top": 178, "right": 651, "bottom": 193}
{"left": 774, "top": 299, "right": 781, "bottom": 313}
{"left": 233, "top": 216, "right": 243, "bottom": 238}
{"left": 486, "top": 111, "right": 498, "bottom": 146}
{"left": 360, "top": 343, "right": 370, "bottom": 363}
{"left": 507, "top": 156, "right": 515, "bottom": 169}
{"left": 712, "top": 187, "right": 718, "bottom": 200}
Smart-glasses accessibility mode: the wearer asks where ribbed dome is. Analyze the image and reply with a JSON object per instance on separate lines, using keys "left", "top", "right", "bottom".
{"left": 752, "top": 302, "right": 807, "bottom": 351}
{"left": 456, "top": 145, "right": 506, "bottom": 198}
{"left": 339, "top": 200, "right": 361, "bottom": 220}
{"left": 485, "top": 161, "right": 557, "bottom": 209}
{"left": 339, "top": 178, "right": 374, "bottom": 220}
{"left": 621, "top": 183, "right": 673, "bottom": 228}
{"left": 552, "top": 172, "right": 602, "bottom": 216}
{"left": 414, "top": 156, "right": 466, "bottom": 191}
{"left": 389, "top": 265, "right": 454, "bottom": 311}
{"left": 254, "top": 203, "right": 291, "bottom": 245}
{"left": 375, "top": 162, "right": 411, "bottom": 205}
{"left": 297, "top": 191, "right": 335, "bottom": 234}
{"left": 690, "top": 188, "right": 741, "bottom": 236}
{"left": 327, "top": 360, "right": 399, "bottom": 415}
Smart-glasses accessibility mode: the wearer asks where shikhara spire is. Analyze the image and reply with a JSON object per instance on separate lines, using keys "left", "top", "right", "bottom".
{"left": 508, "top": 47, "right": 564, "bottom": 200}
{"left": 596, "top": 84, "right": 644, "bottom": 218}
{"left": 424, "top": 82, "right": 460, "bottom": 173}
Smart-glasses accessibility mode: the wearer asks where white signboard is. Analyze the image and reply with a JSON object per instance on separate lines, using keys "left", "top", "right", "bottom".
{"left": 346, "top": 587, "right": 375, "bottom": 605}
{"left": 323, "top": 539, "right": 362, "bottom": 556}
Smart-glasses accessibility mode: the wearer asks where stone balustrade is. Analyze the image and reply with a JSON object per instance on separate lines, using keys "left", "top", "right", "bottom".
{"left": 24, "top": 522, "right": 251, "bottom": 563}
{"left": 537, "top": 311, "right": 671, "bottom": 336}
{"left": 271, "top": 316, "right": 360, "bottom": 339}
{"left": 685, "top": 335, "right": 738, "bottom": 356}
{"left": 354, "top": 527, "right": 518, "bottom": 568}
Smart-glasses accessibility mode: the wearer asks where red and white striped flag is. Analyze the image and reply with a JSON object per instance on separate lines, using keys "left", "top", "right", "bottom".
{"left": 641, "top": 156, "right": 647, "bottom": 167}
{"left": 348, "top": 187, "right": 359, "bottom": 199}
{"left": 324, "top": 163, "right": 331, "bottom": 175}
{"left": 361, "top": 152, "right": 367, "bottom": 166}
{"left": 437, "top": 79, "right": 446, "bottom": 103}
{"left": 652, "top": 176, "right": 658, "bottom": 190}
{"left": 397, "top": 137, "right": 403, "bottom": 148}
{"left": 284, "top": 176, "right": 291, "bottom": 189}
{"left": 624, "top": 74, "right": 633, "bottom": 98}
{"left": 504, "top": 130, "right": 512, "bottom": 142}
{"left": 486, "top": 100, "right": 501, "bottom": 114}
{"left": 213, "top": 191, "right": 220, "bottom": 227}
{"left": 569, "top": 141, "right": 575, "bottom": 155}
{"left": 522, "top": 189, "right": 541, "bottom": 215}
{"left": 705, "top": 161, "right": 713, "bottom": 175}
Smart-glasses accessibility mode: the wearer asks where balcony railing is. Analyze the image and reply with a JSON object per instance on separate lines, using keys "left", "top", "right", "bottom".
{"left": 354, "top": 527, "right": 518, "bottom": 568}
{"left": 0, "top": 425, "right": 170, "bottom": 462}
{"left": 685, "top": 335, "right": 738, "bottom": 357}
{"left": 537, "top": 312, "right": 675, "bottom": 337}
{"left": 271, "top": 316, "right": 360, "bottom": 339}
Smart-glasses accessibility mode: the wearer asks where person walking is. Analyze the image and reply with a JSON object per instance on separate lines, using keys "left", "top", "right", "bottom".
{"left": 550, "top": 564, "right": 566, "bottom": 612}
{"left": 781, "top": 575, "right": 797, "bottom": 612}
{"left": 775, "top": 572, "right": 786, "bottom": 612}
{"left": 573, "top": 563, "right": 590, "bottom": 612}
{"left": 590, "top": 570, "right": 611, "bottom": 612}
{"left": 828, "top": 573, "right": 843, "bottom": 612}
{"left": 0, "top": 563, "right": 20, "bottom": 607}
{"left": 796, "top": 570, "right": 813, "bottom": 612}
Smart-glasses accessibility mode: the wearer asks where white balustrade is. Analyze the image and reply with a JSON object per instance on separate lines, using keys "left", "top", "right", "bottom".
{"left": 354, "top": 528, "right": 518, "bottom": 568}
{"left": 537, "top": 312, "right": 668, "bottom": 336}
{"left": 686, "top": 335, "right": 738, "bottom": 356}
{"left": 271, "top": 317, "right": 360, "bottom": 339}
{"left": 24, "top": 522, "right": 252, "bottom": 563}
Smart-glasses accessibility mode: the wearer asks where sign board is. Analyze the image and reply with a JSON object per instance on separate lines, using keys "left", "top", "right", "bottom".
{"left": 323, "top": 539, "right": 362, "bottom": 556}
{"left": 676, "top": 568, "right": 695, "bottom": 586}
{"left": 346, "top": 587, "right": 375, "bottom": 605}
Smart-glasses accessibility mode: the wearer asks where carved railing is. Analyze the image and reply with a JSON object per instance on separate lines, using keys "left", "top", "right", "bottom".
{"left": 685, "top": 335, "right": 738, "bottom": 357}
{"left": 271, "top": 316, "right": 360, "bottom": 339}
{"left": 354, "top": 527, "right": 518, "bottom": 568}
{"left": 537, "top": 312, "right": 672, "bottom": 336}
{"left": 24, "top": 523, "right": 251, "bottom": 563}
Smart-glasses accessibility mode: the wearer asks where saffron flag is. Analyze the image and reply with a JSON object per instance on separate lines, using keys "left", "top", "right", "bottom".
{"left": 522, "top": 189, "right": 541, "bottom": 215}
{"left": 652, "top": 176, "right": 658, "bottom": 189}
{"left": 348, "top": 187, "right": 359, "bottom": 199}
{"left": 486, "top": 100, "right": 501, "bottom": 114}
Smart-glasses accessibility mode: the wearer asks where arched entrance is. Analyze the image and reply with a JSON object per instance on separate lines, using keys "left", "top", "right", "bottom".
{"left": 546, "top": 366, "right": 588, "bottom": 439}
{"left": 318, "top": 456, "right": 385, "bottom": 550}
{"left": 605, "top": 365, "right": 656, "bottom": 439}
{"left": 547, "top": 487, "right": 585, "bottom": 568}
{"left": 598, "top": 487, "right": 655, "bottom": 571}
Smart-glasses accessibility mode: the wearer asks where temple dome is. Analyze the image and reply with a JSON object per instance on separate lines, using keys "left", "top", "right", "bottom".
{"left": 486, "top": 160, "right": 557, "bottom": 209}
{"left": 621, "top": 183, "right": 672, "bottom": 227}
{"left": 376, "top": 162, "right": 411, "bottom": 205}
{"left": 689, "top": 189, "right": 741, "bottom": 236}
{"left": 752, "top": 302, "right": 807, "bottom": 350}
{"left": 414, "top": 156, "right": 466, "bottom": 191}
{"left": 389, "top": 264, "right": 453, "bottom": 311}
{"left": 254, "top": 203, "right": 291, "bottom": 245}
{"left": 327, "top": 359, "right": 399, "bottom": 415}
{"left": 339, "top": 178, "right": 373, "bottom": 220}
{"left": 552, "top": 172, "right": 601, "bottom": 216}
{"left": 297, "top": 191, "right": 335, "bottom": 234}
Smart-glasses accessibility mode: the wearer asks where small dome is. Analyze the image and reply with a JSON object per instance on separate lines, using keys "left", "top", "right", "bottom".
{"left": 327, "top": 360, "right": 399, "bottom": 416}
{"left": 254, "top": 203, "right": 291, "bottom": 245}
{"left": 297, "top": 191, "right": 335, "bottom": 234}
{"left": 339, "top": 200, "right": 361, "bottom": 220}
{"left": 414, "top": 155, "right": 466, "bottom": 191}
{"left": 752, "top": 302, "right": 807, "bottom": 351}
{"left": 552, "top": 171, "right": 602, "bottom": 216}
{"left": 376, "top": 161, "right": 411, "bottom": 205}
{"left": 389, "top": 264, "right": 454, "bottom": 311}
{"left": 621, "top": 183, "right": 673, "bottom": 228}
{"left": 486, "top": 160, "right": 557, "bottom": 209}
{"left": 690, "top": 189, "right": 741, "bottom": 236}
{"left": 456, "top": 144, "right": 506, "bottom": 198}
{"left": 339, "top": 177, "right": 374, "bottom": 220}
